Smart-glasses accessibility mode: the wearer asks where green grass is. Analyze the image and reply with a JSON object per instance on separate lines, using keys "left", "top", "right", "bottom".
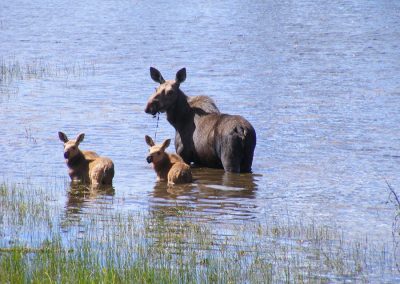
{"left": 0, "top": 181, "right": 399, "bottom": 283}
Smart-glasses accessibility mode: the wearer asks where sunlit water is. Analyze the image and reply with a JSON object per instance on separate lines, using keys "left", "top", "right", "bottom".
{"left": 1, "top": 0, "right": 400, "bottom": 248}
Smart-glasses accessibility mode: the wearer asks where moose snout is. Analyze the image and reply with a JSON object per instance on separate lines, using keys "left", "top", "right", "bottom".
{"left": 144, "top": 104, "right": 154, "bottom": 115}
{"left": 146, "top": 156, "right": 153, "bottom": 163}
{"left": 145, "top": 101, "right": 158, "bottom": 116}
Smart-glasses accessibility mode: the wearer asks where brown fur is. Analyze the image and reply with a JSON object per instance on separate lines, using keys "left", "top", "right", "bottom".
{"left": 58, "top": 132, "right": 114, "bottom": 186}
{"left": 145, "top": 67, "right": 256, "bottom": 173}
{"left": 145, "top": 135, "right": 192, "bottom": 185}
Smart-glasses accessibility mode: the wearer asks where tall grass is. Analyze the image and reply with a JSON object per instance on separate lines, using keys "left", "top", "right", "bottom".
{"left": 1, "top": 181, "right": 399, "bottom": 283}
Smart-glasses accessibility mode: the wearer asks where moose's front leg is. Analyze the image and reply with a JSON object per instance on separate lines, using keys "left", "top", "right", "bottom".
{"left": 174, "top": 132, "right": 192, "bottom": 164}
{"left": 174, "top": 132, "right": 186, "bottom": 158}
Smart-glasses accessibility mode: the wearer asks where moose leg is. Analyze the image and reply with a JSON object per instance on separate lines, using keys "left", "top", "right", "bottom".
{"left": 89, "top": 170, "right": 102, "bottom": 187}
{"left": 89, "top": 164, "right": 106, "bottom": 186}
{"left": 220, "top": 135, "right": 243, "bottom": 173}
{"left": 102, "top": 168, "right": 114, "bottom": 185}
{"left": 239, "top": 142, "right": 254, "bottom": 173}
{"left": 239, "top": 130, "right": 256, "bottom": 173}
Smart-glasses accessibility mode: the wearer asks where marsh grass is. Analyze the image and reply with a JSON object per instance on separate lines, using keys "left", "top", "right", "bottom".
{"left": 0, "top": 57, "right": 96, "bottom": 97}
{"left": 1, "top": 181, "right": 399, "bottom": 283}
{"left": 0, "top": 57, "right": 96, "bottom": 85}
{"left": 387, "top": 181, "right": 400, "bottom": 274}
{"left": 24, "top": 127, "right": 38, "bottom": 144}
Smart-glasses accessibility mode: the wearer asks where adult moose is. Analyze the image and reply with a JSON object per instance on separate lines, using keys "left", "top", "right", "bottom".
{"left": 145, "top": 67, "right": 256, "bottom": 173}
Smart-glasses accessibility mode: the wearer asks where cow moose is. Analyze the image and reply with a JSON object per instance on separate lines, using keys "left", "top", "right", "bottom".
{"left": 145, "top": 67, "right": 256, "bottom": 173}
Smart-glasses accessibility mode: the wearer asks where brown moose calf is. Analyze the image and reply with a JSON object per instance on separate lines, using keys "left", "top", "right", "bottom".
{"left": 58, "top": 132, "right": 114, "bottom": 186}
{"left": 145, "top": 135, "right": 192, "bottom": 185}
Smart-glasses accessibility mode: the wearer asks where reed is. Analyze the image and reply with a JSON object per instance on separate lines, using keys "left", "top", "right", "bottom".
{"left": 0, "top": 57, "right": 96, "bottom": 84}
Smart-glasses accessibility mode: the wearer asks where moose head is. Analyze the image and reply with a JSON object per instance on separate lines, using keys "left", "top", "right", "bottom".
{"left": 145, "top": 67, "right": 186, "bottom": 116}
{"left": 58, "top": 132, "right": 85, "bottom": 160}
{"left": 145, "top": 135, "right": 171, "bottom": 164}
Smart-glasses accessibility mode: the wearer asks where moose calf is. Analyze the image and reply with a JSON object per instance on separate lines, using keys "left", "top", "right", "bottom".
{"left": 145, "top": 135, "right": 192, "bottom": 185}
{"left": 58, "top": 132, "right": 114, "bottom": 186}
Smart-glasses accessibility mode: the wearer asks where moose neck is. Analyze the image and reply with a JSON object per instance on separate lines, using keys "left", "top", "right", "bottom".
{"left": 154, "top": 155, "right": 172, "bottom": 179}
{"left": 166, "top": 90, "right": 192, "bottom": 131}
{"left": 67, "top": 151, "right": 86, "bottom": 169}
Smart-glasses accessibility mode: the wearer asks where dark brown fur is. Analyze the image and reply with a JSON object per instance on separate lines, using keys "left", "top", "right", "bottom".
{"left": 145, "top": 67, "right": 256, "bottom": 173}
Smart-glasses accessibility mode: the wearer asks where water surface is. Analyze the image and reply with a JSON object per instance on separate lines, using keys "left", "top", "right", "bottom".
{"left": 1, "top": 0, "right": 400, "bottom": 245}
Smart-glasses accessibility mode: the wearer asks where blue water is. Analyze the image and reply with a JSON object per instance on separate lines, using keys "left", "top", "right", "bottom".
{"left": 1, "top": 0, "right": 400, "bottom": 243}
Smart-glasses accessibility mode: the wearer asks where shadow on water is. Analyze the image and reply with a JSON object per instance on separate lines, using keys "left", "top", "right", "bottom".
{"left": 150, "top": 168, "right": 260, "bottom": 222}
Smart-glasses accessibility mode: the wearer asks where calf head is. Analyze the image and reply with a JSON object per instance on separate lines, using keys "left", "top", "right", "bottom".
{"left": 145, "top": 135, "right": 171, "bottom": 164}
{"left": 145, "top": 67, "right": 186, "bottom": 115}
{"left": 58, "top": 132, "right": 85, "bottom": 160}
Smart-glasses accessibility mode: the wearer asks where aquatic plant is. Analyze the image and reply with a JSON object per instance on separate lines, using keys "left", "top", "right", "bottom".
{"left": 0, "top": 57, "right": 96, "bottom": 85}
{"left": 386, "top": 180, "right": 400, "bottom": 273}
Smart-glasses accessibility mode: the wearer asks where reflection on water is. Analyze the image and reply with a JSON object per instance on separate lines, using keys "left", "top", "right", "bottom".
{"left": 62, "top": 183, "right": 115, "bottom": 228}
{"left": 66, "top": 183, "right": 115, "bottom": 209}
{"left": 195, "top": 168, "right": 258, "bottom": 191}
{"left": 152, "top": 181, "right": 196, "bottom": 198}
{"left": 150, "top": 168, "right": 259, "bottom": 222}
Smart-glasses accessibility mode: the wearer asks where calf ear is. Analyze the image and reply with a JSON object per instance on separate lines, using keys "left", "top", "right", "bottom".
{"left": 175, "top": 68, "right": 186, "bottom": 84}
{"left": 150, "top": 67, "right": 165, "bottom": 84}
{"left": 145, "top": 135, "right": 155, "bottom": 147}
{"left": 76, "top": 133, "right": 85, "bottom": 145}
{"left": 161, "top": 139, "right": 171, "bottom": 150}
{"left": 58, "top": 132, "right": 68, "bottom": 143}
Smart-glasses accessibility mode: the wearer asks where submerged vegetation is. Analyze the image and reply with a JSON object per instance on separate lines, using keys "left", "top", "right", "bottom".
{"left": 1, "top": 181, "right": 399, "bottom": 283}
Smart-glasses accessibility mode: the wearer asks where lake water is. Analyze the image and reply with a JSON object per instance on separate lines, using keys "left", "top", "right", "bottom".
{"left": 1, "top": 0, "right": 400, "bottom": 247}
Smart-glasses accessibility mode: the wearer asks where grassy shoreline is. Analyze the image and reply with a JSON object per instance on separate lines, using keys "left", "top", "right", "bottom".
{"left": 1, "top": 181, "right": 399, "bottom": 283}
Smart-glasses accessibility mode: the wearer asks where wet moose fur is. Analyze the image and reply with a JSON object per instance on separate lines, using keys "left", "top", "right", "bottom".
{"left": 145, "top": 135, "right": 192, "bottom": 184}
{"left": 145, "top": 67, "right": 256, "bottom": 173}
{"left": 58, "top": 132, "right": 114, "bottom": 186}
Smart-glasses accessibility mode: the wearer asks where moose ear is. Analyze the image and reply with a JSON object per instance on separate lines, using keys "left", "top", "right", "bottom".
{"left": 175, "top": 68, "right": 186, "bottom": 84}
{"left": 145, "top": 135, "right": 155, "bottom": 147}
{"left": 58, "top": 132, "right": 68, "bottom": 143}
{"left": 161, "top": 138, "right": 171, "bottom": 150}
{"left": 150, "top": 67, "right": 165, "bottom": 84}
{"left": 76, "top": 133, "right": 85, "bottom": 145}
